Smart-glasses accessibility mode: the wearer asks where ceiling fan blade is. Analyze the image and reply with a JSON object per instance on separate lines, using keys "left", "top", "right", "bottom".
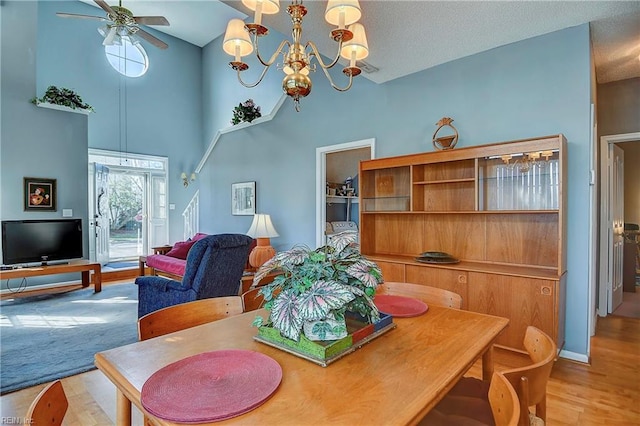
{"left": 94, "top": 0, "right": 117, "bottom": 16}
{"left": 134, "top": 16, "right": 170, "bottom": 26}
{"left": 56, "top": 12, "right": 108, "bottom": 21}
{"left": 135, "top": 28, "right": 168, "bottom": 50}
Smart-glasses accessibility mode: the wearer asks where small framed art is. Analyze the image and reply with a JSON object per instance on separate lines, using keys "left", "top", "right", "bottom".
{"left": 232, "top": 181, "right": 256, "bottom": 215}
{"left": 24, "top": 177, "right": 57, "bottom": 211}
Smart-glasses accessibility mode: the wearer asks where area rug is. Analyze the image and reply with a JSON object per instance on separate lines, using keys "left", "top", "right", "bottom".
{"left": 104, "top": 261, "right": 138, "bottom": 269}
{"left": 0, "top": 283, "right": 139, "bottom": 394}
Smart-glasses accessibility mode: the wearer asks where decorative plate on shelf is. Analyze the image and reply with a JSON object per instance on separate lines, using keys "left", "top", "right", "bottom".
{"left": 415, "top": 257, "right": 460, "bottom": 264}
{"left": 415, "top": 251, "right": 459, "bottom": 264}
{"left": 418, "top": 251, "right": 452, "bottom": 259}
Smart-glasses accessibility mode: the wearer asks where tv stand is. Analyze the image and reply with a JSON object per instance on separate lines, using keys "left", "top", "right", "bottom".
{"left": 0, "top": 260, "right": 101, "bottom": 293}
{"left": 41, "top": 260, "right": 69, "bottom": 266}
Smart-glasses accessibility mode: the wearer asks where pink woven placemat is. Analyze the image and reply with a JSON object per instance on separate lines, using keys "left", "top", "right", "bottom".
{"left": 374, "top": 294, "right": 429, "bottom": 317}
{"left": 141, "top": 349, "right": 282, "bottom": 423}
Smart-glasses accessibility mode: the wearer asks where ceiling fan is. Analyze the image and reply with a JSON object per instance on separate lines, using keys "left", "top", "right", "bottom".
{"left": 57, "top": 0, "right": 170, "bottom": 50}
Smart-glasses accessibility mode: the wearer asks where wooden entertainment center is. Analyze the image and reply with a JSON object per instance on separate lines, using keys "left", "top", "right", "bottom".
{"left": 0, "top": 260, "right": 102, "bottom": 296}
{"left": 359, "top": 134, "right": 567, "bottom": 352}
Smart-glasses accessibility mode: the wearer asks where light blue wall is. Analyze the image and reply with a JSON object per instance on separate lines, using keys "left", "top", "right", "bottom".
{"left": 35, "top": 1, "right": 204, "bottom": 243}
{"left": 202, "top": 21, "right": 285, "bottom": 142}
{"left": 1, "top": 0, "right": 205, "bottom": 287}
{"left": 1, "top": 1, "right": 89, "bottom": 286}
{"left": 199, "top": 25, "right": 593, "bottom": 356}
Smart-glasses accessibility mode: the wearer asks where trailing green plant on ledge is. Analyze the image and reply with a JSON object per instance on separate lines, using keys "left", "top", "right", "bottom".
{"left": 31, "top": 86, "right": 94, "bottom": 112}
{"left": 231, "top": 99, "right": 261, "bottom": 125}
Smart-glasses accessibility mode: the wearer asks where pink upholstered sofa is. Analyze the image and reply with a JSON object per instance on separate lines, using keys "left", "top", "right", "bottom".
{"left": 139, "top": 233, "right": 256, "bottom": 279}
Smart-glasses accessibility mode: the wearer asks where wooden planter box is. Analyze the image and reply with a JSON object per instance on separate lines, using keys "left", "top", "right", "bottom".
{"left": 254, "top": 313, "right": 395, "bottom": 367}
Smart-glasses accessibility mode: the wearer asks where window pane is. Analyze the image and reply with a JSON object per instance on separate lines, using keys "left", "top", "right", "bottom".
{"left": 104, "top": 38, "right": 149, "bottom": 78}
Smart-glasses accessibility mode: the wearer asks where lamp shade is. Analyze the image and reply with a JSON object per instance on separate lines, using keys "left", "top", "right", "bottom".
{"left": 325, "top": 0, "right": 361, "bottom": 28}
{"left": 241, "top": 0, "right": 280, "bottom": 14}
{"left": 340, "top": 23, "right": 369, "bottom": 61}
{"left": 246, "top": 214, "right": 279, "bottom": 238}
{"left": 223, "top": 19, "right": 254, "bottom": 58}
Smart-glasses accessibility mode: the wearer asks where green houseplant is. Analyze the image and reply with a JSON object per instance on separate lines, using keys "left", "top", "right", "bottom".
{"left": 31, "top": 86, "right": 94, "bottom": 112}
{"left": 230, "top": 99, "right": 261, "bottom": 125}
{"left": 252, "top": 232, "right": 383, "bottom": 342}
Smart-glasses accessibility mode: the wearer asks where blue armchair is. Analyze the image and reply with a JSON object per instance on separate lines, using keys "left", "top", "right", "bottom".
{"left": 135, "top": 234, "right": 253, "bottom": 318}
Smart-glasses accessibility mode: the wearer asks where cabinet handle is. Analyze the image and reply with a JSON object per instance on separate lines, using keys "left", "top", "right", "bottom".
{"left": 457, "top": 274, "right": 467, "bottom": 283}
{"left": 541, "top": 286, "right": 552, "bottom": 296}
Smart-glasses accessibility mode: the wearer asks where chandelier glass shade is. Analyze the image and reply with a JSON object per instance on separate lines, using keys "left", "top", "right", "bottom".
{"left": 222, "top": 0, "right": 369, "bottom": 111}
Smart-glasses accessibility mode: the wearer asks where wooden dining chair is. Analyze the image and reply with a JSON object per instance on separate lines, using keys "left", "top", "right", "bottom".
{"left": 241, "top": 287, "right": 266, "bottom": 312}
{"left": 501, "top": 326, "right": 557, "bottom": 425}
{"left": 420, "top": 371, "right": 519, "bottom": 426}
{"left": 376, "top": 281, "right": 462, "bottom": 309}
{"left": 26, "top": 380, "right": 68, "bottom": 426}
{"left": 241, "top": 286, "right": 281, "bottom": 312}
{"left": 137, "top": 296, "right": 243, "bottom": 341}
{"left": 444, "top": 326, "right": 557, "bottom": 426}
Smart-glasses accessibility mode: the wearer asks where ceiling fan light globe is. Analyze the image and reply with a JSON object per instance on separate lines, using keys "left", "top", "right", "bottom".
{"left": 102, "top": 26, "right": 118, "bottom": 46}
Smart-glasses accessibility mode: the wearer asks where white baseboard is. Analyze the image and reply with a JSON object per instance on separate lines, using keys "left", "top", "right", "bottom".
{"left": 559, "top": 349, "right": 590, "bottom": 364}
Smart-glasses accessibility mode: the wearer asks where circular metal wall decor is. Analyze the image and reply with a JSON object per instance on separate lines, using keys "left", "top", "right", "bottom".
{"left": 432, "top": 117, "right": 459, "bottom": 150}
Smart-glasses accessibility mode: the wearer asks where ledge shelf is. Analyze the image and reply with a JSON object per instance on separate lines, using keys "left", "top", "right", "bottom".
{"left": 35, "top": 101, "right": 92, "bottom": 115}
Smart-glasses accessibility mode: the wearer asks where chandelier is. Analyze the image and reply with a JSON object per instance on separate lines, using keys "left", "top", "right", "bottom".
{"left": 222, "top": 0, "right": 369, "bottom": 111}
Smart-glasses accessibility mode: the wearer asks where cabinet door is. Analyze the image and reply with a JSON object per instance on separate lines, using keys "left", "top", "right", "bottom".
{"left": 405, "top": 266, "right": 468, "bottom": 309}
{"left": 377, "top": 261, "right": 405, "bottom": 282}
{"left": 468, "top": 272, "right": 557, "bottom": 351}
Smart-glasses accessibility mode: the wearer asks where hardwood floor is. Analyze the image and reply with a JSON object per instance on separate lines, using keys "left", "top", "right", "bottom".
{"left": 2, "top": 280, "right": 638, "bottom": 425}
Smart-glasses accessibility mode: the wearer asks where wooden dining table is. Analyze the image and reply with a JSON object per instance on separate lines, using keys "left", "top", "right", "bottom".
{"left": 95, "top": 306, "right": 508, "bottom": 426}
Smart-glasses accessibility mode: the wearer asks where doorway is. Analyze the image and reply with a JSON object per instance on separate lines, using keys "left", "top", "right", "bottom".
{"left": 315, "top": 139, "right": 375, "bottom": 248}
{"left": 88, "top": 149, "right": 169, "bottom": 265}
{"left": 597, "top": 132, "right": 640, "bottom": 318}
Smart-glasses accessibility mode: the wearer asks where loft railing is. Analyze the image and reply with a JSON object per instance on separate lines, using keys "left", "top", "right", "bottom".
{"left": 182, "top": 190, "right": 199, "bottom": 240}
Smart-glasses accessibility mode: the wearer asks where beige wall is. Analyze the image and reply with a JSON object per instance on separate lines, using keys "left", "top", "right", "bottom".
{"left": 618, "top": 141, "right": 640, "bottom": 226}
{"left": 326, "top": 148, "right": 370, "bottom": 185}
{"left": 597, "top": 77, "right": 640, "bottom": 226}
{"left": 597, "top": 77, "right": 640, "bottom": 137}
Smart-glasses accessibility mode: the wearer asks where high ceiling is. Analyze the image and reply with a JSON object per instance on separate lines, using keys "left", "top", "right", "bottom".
{"left": 77, "top": 0, "right": 640, "bottom": 84}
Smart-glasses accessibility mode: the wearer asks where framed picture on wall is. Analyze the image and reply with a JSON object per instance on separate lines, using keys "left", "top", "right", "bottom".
{"left": 24, "top": 177, "right": 57, "bottom": 211}
{"left": 232, "top": 181, "right": 256, "bottom": 215}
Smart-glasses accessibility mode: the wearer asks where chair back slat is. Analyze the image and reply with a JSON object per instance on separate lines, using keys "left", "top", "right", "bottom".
{"left": 376, "top": 281, "right": 462, "bottom": 309}
{"left": 26, "top": 380, "right": 68, "bottom": 426}
{"left": 489, "top": 372, "right": 520, "bottom": 426}
{"left": 241, "top": 287, "right": 265, "bottom": 312}
{"left": 241, "top": 286, "right": 281, "bottom": 312}
{"left": 138, "top": 296, "right": 243, "bottom": 341}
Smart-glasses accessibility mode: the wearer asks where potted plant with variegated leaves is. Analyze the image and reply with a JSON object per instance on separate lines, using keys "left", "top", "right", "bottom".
{"left": 251, "top": 232, "right": 383, "bottom": 342}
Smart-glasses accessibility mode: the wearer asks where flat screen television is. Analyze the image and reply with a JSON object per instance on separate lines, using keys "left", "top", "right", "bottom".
{"left": 1, "top": 219, "right": 84, "bottom": 266}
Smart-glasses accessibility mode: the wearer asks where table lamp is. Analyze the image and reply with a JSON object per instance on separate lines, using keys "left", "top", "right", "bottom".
{"left": 246, "top": 214, "right": 279, "bottom": 269}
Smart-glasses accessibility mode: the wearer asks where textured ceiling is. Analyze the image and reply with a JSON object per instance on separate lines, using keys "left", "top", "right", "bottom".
{"left": 76, "top": 1, "right": 640, "bottom": 84}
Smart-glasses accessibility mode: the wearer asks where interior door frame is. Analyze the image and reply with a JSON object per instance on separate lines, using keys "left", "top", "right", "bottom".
{"left": 597, "top": 131, "right": 640, "bottom": 317}
{"left": 315, "top": 138, "right": 375, "bottom": 248}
